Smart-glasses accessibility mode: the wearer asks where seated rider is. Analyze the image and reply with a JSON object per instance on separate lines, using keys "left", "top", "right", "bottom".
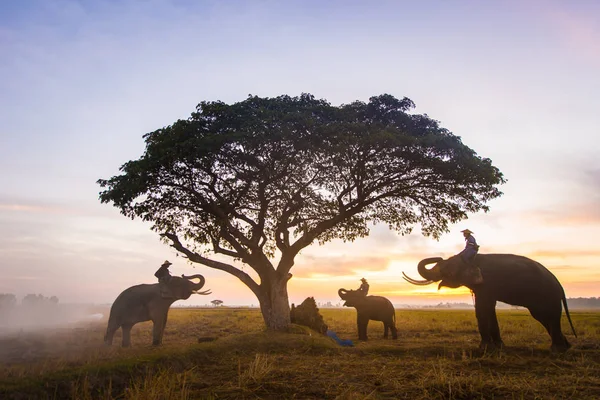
{"left": 154, "top": 260, "right": 172, "bottom": 283}
{"left": 155, "top": 260, "right": 174, "bottom": 297}
{"left": 459, "top": 229, "right": 479, "bottom": 264}
{"left": 357, "top": 278, "right": 369, "bottom": 296}
{"left": 458, "top": 229, "right": 483, "bottom": 284}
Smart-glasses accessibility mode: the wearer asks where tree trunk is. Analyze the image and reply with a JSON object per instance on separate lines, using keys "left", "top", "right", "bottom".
{"left": 258, "top": 275, "right": 291, "bottom": 330}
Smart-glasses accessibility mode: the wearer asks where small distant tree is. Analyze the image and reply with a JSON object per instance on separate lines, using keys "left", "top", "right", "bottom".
{"left": 22, "top": 294, "right": 42, "bottom": 306}
{"left": 211, "top": 299, "right": 224, "bottom": 307}
{"left": 21, "top": 294, "right": 58, "bottom": 307}
{"left": 98, "top": 93, "right": 505, "bottom": 330}
{"left": 0, "top": 293, "right": 16, "bottom": 309}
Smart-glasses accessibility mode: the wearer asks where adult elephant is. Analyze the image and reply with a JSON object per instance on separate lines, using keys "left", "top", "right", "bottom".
{"left": 338, "top": 288, "right": 397, "bottom": 340}
{"left": 402, "top": 254, "right": 577, "bottom": 351}
{"left": 105, "top": 274, "right": 211, "bottom": 347}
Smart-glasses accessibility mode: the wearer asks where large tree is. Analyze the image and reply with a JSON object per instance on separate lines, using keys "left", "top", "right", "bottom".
{"left": 98, "top": 93, "right": 505, "bottom": 329}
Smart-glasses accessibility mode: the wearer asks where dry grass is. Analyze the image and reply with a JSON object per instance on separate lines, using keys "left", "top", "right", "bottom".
{"left": 0, "top": 307, "right": 599, "bottom": 399}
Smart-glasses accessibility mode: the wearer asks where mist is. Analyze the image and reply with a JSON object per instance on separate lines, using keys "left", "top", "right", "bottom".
{"left": 0, "top": 293, "right": 103, "bottom": 336}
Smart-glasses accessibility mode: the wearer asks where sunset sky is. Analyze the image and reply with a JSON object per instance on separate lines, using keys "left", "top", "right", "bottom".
{"left": 1, "top": 0, "right": 599, "bottom": 307}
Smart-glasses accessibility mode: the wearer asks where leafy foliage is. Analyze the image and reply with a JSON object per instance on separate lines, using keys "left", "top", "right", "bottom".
{"left": 99, "top": 93, "right": 503, "bottom": 257}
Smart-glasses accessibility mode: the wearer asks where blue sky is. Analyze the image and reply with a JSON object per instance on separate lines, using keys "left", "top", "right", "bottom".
{"left": 1, "top": 0, "right": 599, "bottom": 306}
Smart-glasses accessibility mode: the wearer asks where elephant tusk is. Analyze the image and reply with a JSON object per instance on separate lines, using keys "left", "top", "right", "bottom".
{"left": 402, "top": 274, "right": 432, "bottom": 285}
{"left": 402, "top": 272, "right": 433, "bottom": 286}
{"left": 193, "top": 289, "right": 212, "bottom": 295}
{"left": 403, "top": 277, "right": 432, "bottom": 286}
{"left": 403, "top": 278, "right": 432, "bottom": 286}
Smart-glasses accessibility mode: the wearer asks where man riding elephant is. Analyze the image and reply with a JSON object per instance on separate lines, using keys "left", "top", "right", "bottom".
{"left": 458, "top": 229, "right": 483, "bottom": 284}
{"left": 357, "top": 278, "right": 370, "bottom": 296}
{"left": 155, "top": 260, "right": 174, "bottom": 297}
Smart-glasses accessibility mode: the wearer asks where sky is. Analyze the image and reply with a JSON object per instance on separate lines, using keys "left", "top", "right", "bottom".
{"left": 1, "top": 0, "right": 599, "bottom": 307}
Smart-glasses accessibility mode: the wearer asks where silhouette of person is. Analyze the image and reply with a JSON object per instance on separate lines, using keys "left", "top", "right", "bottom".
{"left": 357, "top": 278, "right": 370, "bottom": 296}
{"left": 154, "top": 260, "right": 175, "bottom": 298}
{"left": 459, "top": 229, "right": 479, "bottom": 265}
{"left": 154, "top": 260, "right": 172, "bottom": 283}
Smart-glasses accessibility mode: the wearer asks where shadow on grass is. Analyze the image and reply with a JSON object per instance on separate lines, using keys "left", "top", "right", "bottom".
{"left": 0, "top": 329, "right": 339, "bottom": 399}
{"left": 0, "top": 326, "right": 596, "bottom": 400}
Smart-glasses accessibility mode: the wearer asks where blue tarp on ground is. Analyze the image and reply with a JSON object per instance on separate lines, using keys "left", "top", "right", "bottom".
{"left": 326, "top": 330, "right": 354, "bottom": 347}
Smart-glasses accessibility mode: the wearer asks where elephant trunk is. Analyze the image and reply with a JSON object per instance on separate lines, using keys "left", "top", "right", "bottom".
{"left": 338, "top": 288, "right": 348, "bottom": 299}
{"left": 182, "top": 274, "right": 212, "bottom": 295}
{"left": 417, "top": 257, "right": 444, "bottom": 281}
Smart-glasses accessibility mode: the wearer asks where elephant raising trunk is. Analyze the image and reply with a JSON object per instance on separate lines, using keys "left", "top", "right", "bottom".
{"left": 402, "top": 257, "right": 443, "bottom": 285}
{"left": 105, "top": 273, "right": 211, "bottom": 347}
{"left": 338, "top": 288, "right": 397, "bottom": 341}
{"left": 182, "top": 274, "right": 212, "bottom": 295}
{"left": 402, "top": 254, "right": 577, "bottom": 352}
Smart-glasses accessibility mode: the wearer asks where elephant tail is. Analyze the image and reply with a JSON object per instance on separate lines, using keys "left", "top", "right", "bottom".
{"left": 562, "top": 290, "right": 577, "bottom": 338}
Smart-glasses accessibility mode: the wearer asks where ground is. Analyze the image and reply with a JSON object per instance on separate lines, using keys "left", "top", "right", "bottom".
{"left": 0, "top": 307, "right": 599, "bottom": 399}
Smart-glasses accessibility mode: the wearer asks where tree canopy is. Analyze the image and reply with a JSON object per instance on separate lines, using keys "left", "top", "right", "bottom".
{"left": 98, "top": 93, "right": 505, "bottom": 329}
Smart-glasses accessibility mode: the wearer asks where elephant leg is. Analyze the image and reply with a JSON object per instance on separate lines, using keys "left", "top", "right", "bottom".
{"left": 489, "top": 309, "right": 503, "bottom": 347}
{"left": 475, "top": 295, "right": 500, "bottom": 350}
{"left": 152, "top": 314, "right": 168, "bottom": 346}
{"left": 382, "top": 320, "right": 397, "bottom": 339}
{"left": 121, "top": 324, "right": 133, "bottom": 347}
{"left": 383, "top": 321, "right": 389, "bottom": 339}
{"left": 104, "top": 320, "right": 119, "bottom": 346}
{"left": 357, "top": 314, "right": 369, "bottom": 341}
{"left": 528, "top": 305, "right": 570, "bottom": 352}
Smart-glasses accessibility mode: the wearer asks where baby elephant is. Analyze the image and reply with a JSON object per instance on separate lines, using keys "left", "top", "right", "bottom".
{"left": 105, "top": 274, "right": 210, "bottom": 347}
{"left": 338, "top": 288, "right": 397, "bottom": 340}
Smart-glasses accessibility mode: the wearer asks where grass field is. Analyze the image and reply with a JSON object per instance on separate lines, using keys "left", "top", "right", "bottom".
{"left": 0, "top": 307, "right": 599, "bottom": 399}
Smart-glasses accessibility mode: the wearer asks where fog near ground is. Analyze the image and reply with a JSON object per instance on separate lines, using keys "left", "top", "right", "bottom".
{"left": 0, "top": 295, "right": 104, "bottom": 336}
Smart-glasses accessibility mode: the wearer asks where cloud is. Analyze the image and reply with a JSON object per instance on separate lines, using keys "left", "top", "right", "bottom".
{"left": 1, "top": 0, "right": 599, "bottom": 306}
{"left": 0, "top": 201, "right": 82, "bottom": 215}
{"left": 543, "top": 264, "right": 594, "bottom": 271}
{"left": 543, "top": 2, "right": 600, "bottom": 66}
{"left": 526, "top": 250, "right": 600, "bottom": 260}
{"left": 498, "top": 201, "right": 600, "bottom": 229}
{"left": 585, "top": 168, "right": 600, "bottom": 200}
{"left": 515, "top": 165, "right": 600, "bottom": 227}
{"left": 293, "top": 254, "right": 391, "bottom": 278}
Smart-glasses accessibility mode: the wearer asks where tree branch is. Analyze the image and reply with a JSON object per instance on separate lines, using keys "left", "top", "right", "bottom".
{"left": 161, "top": 232, "right": 261, "bottom": 297}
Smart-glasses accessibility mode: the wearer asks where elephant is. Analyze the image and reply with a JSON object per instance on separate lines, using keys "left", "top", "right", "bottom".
{"left": 104, "top": 274, "right": 211, "bottom": 347}
{"left": 402, "top": 254, "right": 577, "bottom": 352}
{"left": 338, "top": 288, "right": 397, "bottom": 340}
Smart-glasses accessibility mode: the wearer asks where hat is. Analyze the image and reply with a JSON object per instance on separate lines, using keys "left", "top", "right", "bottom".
{"left": 461, "top": 229, "right": 473, "bottom": 234}
{"left": 360, "top": 278, "right": 367, "bottom": 282}
{"left": 162, "top": 260, "right": 172, "bottom": 266}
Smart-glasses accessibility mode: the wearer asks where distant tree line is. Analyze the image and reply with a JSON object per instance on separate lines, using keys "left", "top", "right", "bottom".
{"left": 0, "top": 293, "right": 59, "bottom": 309}
{"left": 566, "top": 297, "right": 600, "bottom": 308}
{"left": 0, "top": 293, "right": 83, "bottom": 331}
